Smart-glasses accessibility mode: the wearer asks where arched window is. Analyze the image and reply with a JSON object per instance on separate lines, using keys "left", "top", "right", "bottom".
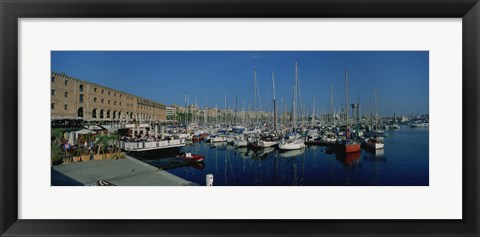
{"left": 92, "top": 109, "right": 97, "bottom": 118}
{"left": 118, "top": 111, "right": 122, "bottom": 119}
{"left": 113, "top": 111, "right": 117, "bottom": 119}
{"left": 107, "top": 110, "right": 110, "bottom": 118}
{"left": 77, "top": 107, "right": 84, "bottom": 118}
{"left": 100, "top": 109, "right": 104, "bottom": 119}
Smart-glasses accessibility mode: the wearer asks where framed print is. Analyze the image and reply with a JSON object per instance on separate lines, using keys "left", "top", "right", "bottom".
{"left": 1, "top": 0, "right": 479, "bottom": 236}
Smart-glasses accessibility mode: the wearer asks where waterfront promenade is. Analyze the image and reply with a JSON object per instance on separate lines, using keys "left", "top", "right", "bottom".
{"left": 51, "top": 155, "right": 196, "bottom": 186}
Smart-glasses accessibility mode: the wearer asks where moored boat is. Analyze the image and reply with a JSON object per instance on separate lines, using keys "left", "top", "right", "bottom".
{"left": 364, "top": 137, "right": 384, "bottom": 150}
{"left": 336, "top": 68, "right": 361, "bottom": 154}
{"left": 278, "top": 139, "right": 305, "bottom": 150}
{"left": 177, "top": 152, "right": 204, "bottom": 162}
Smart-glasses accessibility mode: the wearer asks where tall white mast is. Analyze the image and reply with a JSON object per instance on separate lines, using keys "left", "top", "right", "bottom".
{"left": 272, "top": 71, "right": 277, "bottom": 131}
{"left": 292, "top": 61, "right": 298, "bottom": 129}
{"left": 330, "top": 82, "right": 334, "bottom": 125}
{"left": 253, "top": 67, "right": 257, "bottom": 124}
{"left": 312, "top": 97, "right": 316, "bottom": 125}
{"left": 345, "top": 69, "right": 349, "bottom": 139}
{"left": 205, "top": 96, "right": 208, "bottom": 125}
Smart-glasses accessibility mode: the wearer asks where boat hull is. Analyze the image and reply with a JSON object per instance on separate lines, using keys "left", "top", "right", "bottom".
{"left": 278, "top": 140, "right": 305, "bottom": 150}
{"left": 127, "top": 146, "right": 183, "bottom": 159}
{"left": 365, "top": 142, "right": 384, "bottom": 150}
{"left": 337, "top": 143, "right": 361, "bottom": 153}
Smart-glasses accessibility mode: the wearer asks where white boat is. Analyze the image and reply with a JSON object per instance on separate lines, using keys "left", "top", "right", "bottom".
{"left": 178, "top": 133, "right": 193, "bottom": 140}
{"left": 364, "top": 137, "right": 384, "bottom": 150}
{"left": 210, "top": 135, "right": 228, "bottom": 143}
{"left": 234, "top": 138, "right": 248, "bottom": 147}
{"left": 255, "top": 140, "right": 278, "bottom": 148}
{"left": 278, "top": 139, "right": 305, "bottom": 150}
{"left": 410, "top": 122, "right": 429, "bottom": 127}
{"left": 306, "top": 129, "right": 319, "bottom": 141}
{"left": 121, "top": 138, "right": 186, "bottom": 158}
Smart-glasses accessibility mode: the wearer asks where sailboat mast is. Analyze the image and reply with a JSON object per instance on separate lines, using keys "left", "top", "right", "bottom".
{"left": 272, "top": 71, "right": 277, "bottom": 131}
{"left": 293, "top": 61, "right": 298, "bottom": 129}
{"left": 312, "top": 97, "right": 316, "bottom": 125}
{"left": 253, "top": 67, "right": 257, "bottom": 124}
{"left": 234, "top": 95, "right": 238, "bottom": 125}
{"left": 375, "top": 89, "right": 378, "bottom": 129}
{"left": 242, "top": 97, "right": 245, "bottom": 124}
{"left": 345, "top": 69, "right": 349, "bottom": 137}
{"left": 330, "top": 82, "right": 334, "bottom": 125}
{"left": 205, "top": 96, "right": 208, "bottom": 125}
{"left": 184, "top": 94, "right": 187, "bottom": 125}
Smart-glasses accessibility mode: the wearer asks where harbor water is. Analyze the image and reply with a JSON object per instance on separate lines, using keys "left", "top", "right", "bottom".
{"left": 141, "top": 125, "right": 428, "bottom": 186}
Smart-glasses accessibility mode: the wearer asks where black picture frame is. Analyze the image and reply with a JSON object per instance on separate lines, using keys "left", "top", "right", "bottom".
{"left": 1, "top": 0, "right": 479, "bottom": 236}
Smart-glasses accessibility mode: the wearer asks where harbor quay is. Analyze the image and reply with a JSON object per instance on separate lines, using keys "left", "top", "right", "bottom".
{"left": 52, "top": 155, "right": 196, "bottom": 186}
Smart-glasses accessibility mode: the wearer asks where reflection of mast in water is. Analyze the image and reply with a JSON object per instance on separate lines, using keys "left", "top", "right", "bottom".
{"left": 364, "top": 149, "right": 386, "bottom": 185}
{"left": 242, "top": 155, "right": 246, "bottom": 172}
{"left": 215, "top": 147, "right": 218, "bottom": 176}
{"left": 228, "top": 151, "right": 237, "bottom": 185}
{"left": 329, "top": 153, "right": 336, "bottom": 185}
{"left": 336, "top": 151, "right": 361, "bottom": 185}
{"left": 300, "top": 152, "right": 306, "bottom": 185}
{"left": 292, "top": 160, "right": 298, "bottom": 186}
{"left": 272, "top": 152, "right": 279, "bottom": 185}
{"left": 224, "top": 150, "right": 228, "bottom": 185}
{"left": 280, "top": 155, "right": 286, "bottom": 183}
{"left": 254, "top": 158, "right": 261, "bottom": 185}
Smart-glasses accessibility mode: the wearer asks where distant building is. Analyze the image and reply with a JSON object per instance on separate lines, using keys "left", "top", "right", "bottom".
{"left": 166, "top": 106, "right": 176, "bottom": 117}
{"left": 51, "top": 72, "right": 166, "bottom": 122}
{"left": 170, "top": 104, "right": 185, "bottom": 113}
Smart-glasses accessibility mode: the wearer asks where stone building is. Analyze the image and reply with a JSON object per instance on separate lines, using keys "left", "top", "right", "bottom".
{"left": 51, "top": 72, "right": 166, "bottom": 122}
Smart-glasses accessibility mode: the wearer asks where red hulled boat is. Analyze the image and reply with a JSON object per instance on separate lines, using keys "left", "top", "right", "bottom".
{"left": 177, "top": 153, "right": 204, "bottom": 162}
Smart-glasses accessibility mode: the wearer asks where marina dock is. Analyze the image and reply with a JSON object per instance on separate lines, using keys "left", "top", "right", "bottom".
{"left": 51, "top": 155, "right": 197, "bottom": 186}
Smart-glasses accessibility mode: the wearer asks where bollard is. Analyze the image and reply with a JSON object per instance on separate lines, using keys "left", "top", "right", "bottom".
{"left": 206, "top": 174, "right": 214, "bottom": 186}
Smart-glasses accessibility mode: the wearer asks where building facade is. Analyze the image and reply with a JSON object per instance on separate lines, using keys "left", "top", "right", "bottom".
{"left": 51, "top": 72, "right": 166, "bottom": 122}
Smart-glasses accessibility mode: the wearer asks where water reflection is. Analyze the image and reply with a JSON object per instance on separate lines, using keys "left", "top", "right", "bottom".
{"left": 138, "top": 125, "right": 428, "bottom": 186}
{"left": 336, "top": 151, "right": 361, "bottom": 167}
{"left": 279, "top": 148, "right": 305, "bottom": 158}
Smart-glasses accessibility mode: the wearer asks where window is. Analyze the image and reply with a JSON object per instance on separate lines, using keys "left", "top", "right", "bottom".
{"left": 64, "top": 80, "right": 68, "bottom": 85}
{"left": 64, "top": 92, "right": 68, "bottom": 98}
{"left": 51, "top": 76, "right": 55, "bottom": 82}
{"left": 79, "top": 85, "right": 84, "bottom": 92}
{"left": 94, "top": 97, "right": 97, "bottom": 102}
{"left": 94, "top": 88, "right": 97, "bottom": 92}
{"left": 108, "top": 100, "right": 111, "bottom": 105}
{"left": 119, "top": 102, "right": 122, "bottom": 106}
{"left": 102, "top": 89, "right": 104, "bottom": 94}
{"left": 119, "top": 95, "right": 122, "bottom": 98}
{"left": 114, "top": 101, "right": 116, "bottom": 105}
{"left": 79, "top": 94, "right": 84, "bottom": 103}
{"left": 51, "top": 103, "right": 55, "bottom": 109}
{"left": 114, "top": 93, "right": 116, "bottom": 97}
{"left": 51, "top": 89, "right": 55, "bottom": 96}
{"left": 64, "top": 104, "right": 68, "bottom": 110}
{"left": 108, "top": 91, "right": 111, "bottom": 95}
{"left": 101, "top": 99, "right": 104, "bottom": 103}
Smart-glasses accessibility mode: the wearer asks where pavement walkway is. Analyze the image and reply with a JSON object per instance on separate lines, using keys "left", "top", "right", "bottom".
{"left": 51, "top": 156, "right": 196, "bottom": 186}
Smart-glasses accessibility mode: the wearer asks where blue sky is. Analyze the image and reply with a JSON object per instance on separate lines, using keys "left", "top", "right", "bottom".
{"left": 51, "top": 51, "right": 428, "bottom": 116}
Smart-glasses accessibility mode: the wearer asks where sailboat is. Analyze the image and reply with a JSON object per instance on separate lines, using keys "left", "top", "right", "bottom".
{"left": 337, "top": 69, "right": 361, "bottom": 153}
{"left": 279, "top": 61, "right": 305, "bottom": 151}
